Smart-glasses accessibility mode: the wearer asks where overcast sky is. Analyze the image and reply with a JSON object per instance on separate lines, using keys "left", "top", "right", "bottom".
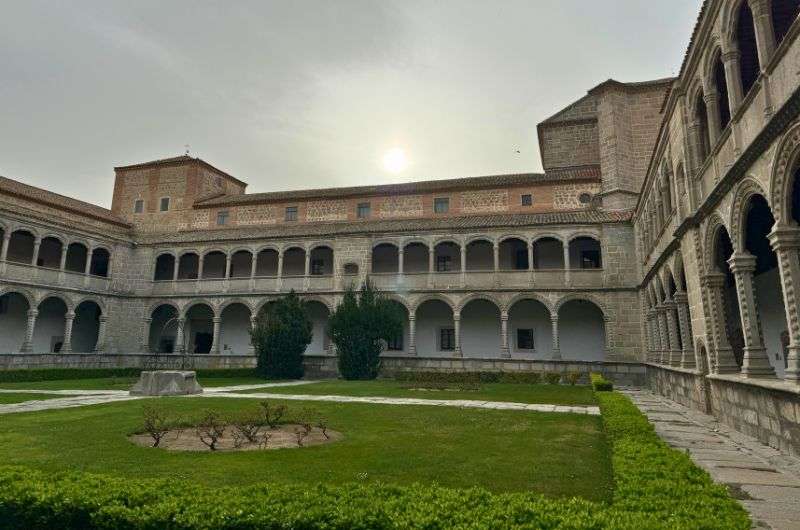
{"left": 1, "top": 0, "right": 702, "bottom": 208}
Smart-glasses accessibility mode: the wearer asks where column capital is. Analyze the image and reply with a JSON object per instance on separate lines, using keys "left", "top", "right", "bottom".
{"left": 453, "top": 311, "right": 460, "bottom": 321}
{"left": 65, "top": 311, "right": 75, "bottom": 320}
{"left": 212, "top": 316, "right": 222, "bottom": 324}
{"left": 673, "top": 290, "right": 689, "bottom": 304}
{"left": 662, "top": 299, "right": 678, "bottom": 309}
{"left": 99, "top": 315, "right": 108, "bottom": 323}
{"left": 768, "top": 223, "right": 800, "bottom": 250}
{"left": 550, "top": 314, "right": 559, "bottom": 323}
{"left": 727, "top": 252, "right": 757, "bottom": 274}
{"left": 701, "top": 272, "right": 727, "bottom": 288}
{"left": 500, "top": 310, "right": 509, "bottom": 320}
{"left": 27, "top": 309, "right": 38, "bottom": 318}
{"left": 143, "top": 317, "right": 153, "bottom": 324}
{"left": 408, "top": 314, "right": 416, "bottom": 321}
{"left": 721, "top": 50, "right": 741, "bottom": 64}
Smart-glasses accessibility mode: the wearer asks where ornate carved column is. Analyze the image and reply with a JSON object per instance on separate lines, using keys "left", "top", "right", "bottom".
{"left": 211, "top": 316, "right": 222, "bottom": 354}
{"left": 656, "top": 304, "right": 670, "bottom": 364}
{"left": 408, "top": 314, "right": 417, "bottom": 355}
{"left": 728, "top": 252, "right": 775, "bottom": 377}
{"left": 398, "top": 248, "right": 404, "bottom": 275}
{"left": 31, "top": 236, "right": 41, "bottom": 266}
{"left": 769, "top": 223, "right": 800, "bottom": 382}
{"left": 704, "top": 90, "right": 722, "bottom": 145}
{"left": 141, "top": 318, "right": 152, "bottom": 352}
{"left": 0, "top": 231, "right": 10, "bottom": 262}
{"left": 748, "top": 0, "right": 776, "bottom": 68}
{"left": 647, "top": 310, "right": 659, "bottom": 362}
{"left": 95, "top": 315, "right": 108, "bottom": 353}
{"left": 562, "top": 242, "right": 570, "bottom": 285}
{"left": 460, "top": 245, "right": 467, "bottom": 287}
{"left": 248, "top": 316, "right": 257, "bottom": 355}
{"left": 453, "top": 311, "right": 462, "bottom": 357}
{"left": 492, "top": 242, "right": 500, "bottom": 271}
{"left": 551, "top": 314, "right": 561, "bottom": 360}
{"left": 702, "top": 273, "right": 740, "bottom": 373}
{"left": 62, "top": 311, "right": 75, "bottom": 353}
{"left": 175, "top": 318, "right": 186, "bottom": 354}
{"left": 663, "top": 298, "right": 682, "bottom": 366}
{"left": 21, "top": 309, "right": 37, "bottom": 352}
{"left": 527, "top": 241, "right": 533, "bottom": 271}
{"left": 673, "top": 291, "right": 695, "bottom": 369}
{"left": 500, "top": 310, "right": 510, "bottom": 358}
{"left": 722, "top": 49, "right": 744, "bottom": 111}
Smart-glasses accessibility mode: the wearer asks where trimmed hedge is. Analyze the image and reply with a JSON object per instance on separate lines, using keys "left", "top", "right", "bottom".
{"left": 393, "top": 371, "right": 571, "bottom": 385}
{"left": 591, "top": 372, "right": 614, "bottom": 391}
{"left": 0, "top": 368, "right": 258, "bottom": 383}
{"left": 0, "top": 392, "right": 749, "bottom": 529}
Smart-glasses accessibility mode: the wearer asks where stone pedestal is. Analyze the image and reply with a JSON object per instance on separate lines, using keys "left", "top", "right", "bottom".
{"left": 130, "top": 370, "right": 203, "bottom": 396}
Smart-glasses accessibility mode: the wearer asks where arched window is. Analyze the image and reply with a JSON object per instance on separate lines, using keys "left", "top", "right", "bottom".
{"left": 694, "top": 91, "right": 711, "bottom": 161}
{"left": 89, "top": 248, "right": 110, "bottom": 277}
{"left": 771, "top": 0, "right": 800, "bottom": 47}
{"left": 713, "top": 52, "right": 732, "bottom": 130}
{"left": 736, "top": 0, "right": 760, "bottom": 96}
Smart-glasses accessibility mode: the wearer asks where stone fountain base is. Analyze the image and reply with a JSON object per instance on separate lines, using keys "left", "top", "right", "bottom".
{"left": 130, "top": 370, "right": 203, "bottom": 396}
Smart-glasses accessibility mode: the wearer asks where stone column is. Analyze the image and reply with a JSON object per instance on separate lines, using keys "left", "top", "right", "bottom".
{"left": 647, "top": 310, "right": 660, "bottom": 362}
{"left": 408, "top": 314, "right": 417, "bottom": 355}
{"left": 663, "top": 298, "right": 682, "bottom": 366}
{"left": 176, "top": 317, "right": 186, "bottom": 354}
{"left": 704, "top": 90, "right": 722, "bottom": 145}
{"left": 211, "top": 316, "right": 222, "bottom": 354}
{"left": 398, "top": 248, "right": 404, "bottom": 275}
{"left": 0, "top": 231, "right": 10, "bottom": 262}
{"left": 673, "top": 291, "right": 695, "bottom": 369}
{"left": 95, "top": 315, "right": 108, "bottom": 353}
{"left": 500, "top": 310, "right": 510, "bottom": 358}
{"left": 197, "top": 256, "right": 204, "bottom": 280}
{"left": 62, "top": 311, "right": 75, "bottom": 353}
{"left": 84, "top": 249, "right": 94, "bottom": 275}
{"left": 749, "top": 0, "right": 776, "bottom": 68}
{"left": 427, "top": 245, "right": 435, "bottom": 288}
{"left": 722, "top": 50, "right": 744, "bottom": 111}
{"left": 453, "top": 311, "right": 462, "bottom": 357}
{"left": 172, "top": 257, "right": 179, "bottom": 280}
{"left": 728, "top": 252, "right": 775, "bottom": 377}
{"left": 656, "top": 305, "right": 670, "bottom": 364}
{"left": 21, "top": 309, "right": 37, "bottom": 352}
{"left": 562, "top": 242, "right": 570, "bottom": 285}
{"left": 702, "top": 273, "right": 741, "bottom": 373}
{"left": 527, "top": 241, "right": 533, "bottom": 271}
{"left": 141, "top": 318, "right": 152, "bottom": 352}
{"left": 551, "top": 314, "right": 561, "bottom": 360}
{"left": 769, "top": 224, "right": 800, "bottom": 382}
{"left": 59, "top": 245, "right": 68, "bottom": 271}
{"left": 250, "top": 254, "right": 258, "bottom": 277}
{"left": 460, "top": 245, "right": 467, "bottom": 287}
{"left": 276, "top": 252, "right": 284, "bottom": 291}
{"left": 225, "top": 254, "right": 232, "bottom": 279}
{"left": 31, "top": 236, "right": 41, "bottom": 266}
{"left": 492, "top": 242, "right": 500, "bottom": 271}
{"left": 248, "top": 316, "right": 257, "bottom": 355}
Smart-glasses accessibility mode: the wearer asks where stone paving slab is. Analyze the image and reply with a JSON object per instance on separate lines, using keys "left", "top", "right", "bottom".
{"left": 622, "top": 388, "right": 800, "bottom": 530}
{"left": 0, "top": 394, "right": 143, "bottom": 414}
{"left": 0, "top": 389, "right": 127, "bottom": 396}
{"left": 204, "top": 381, "right": 318, "bottom": 393}
{"left": 200, "top": 391, "right": 602, "bottom": 415}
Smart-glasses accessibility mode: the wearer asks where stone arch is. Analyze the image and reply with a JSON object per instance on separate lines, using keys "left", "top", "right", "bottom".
{"left": 384, "top": 293, "right": 412, "bottom": 314}
{"left": 695, "top": 337, "right": 711, "bottom": 375}
{"left": 769, "top": 120, "right": 800, "bottom": 225}
{"left": 465, "top": 234, "right": 495, "bottom": 245}
{"left": 73, "top": 295, "right": 106, "bottom": 315}
{"left": 703, "top": 213, "right": 731, "bottom": 273}
{"left": 33, "top": 294, "right": 71, "bottom": 353}
{"left": 0, "top": 287, "right": 34, "bottom": 308}
{"left": 36, "top": 292, "right": 74, "bottom": 313}
{"left": 556, "top": 296, "right": 608, "bottom": 361}
{"left": 254, "top": 243, "right": 281, "bottom": 254}
{"left": 219, "top": 300, "right": 254, "bottom": 355}
{"left": 455, "top": 292, "right": 503, "bottom": 313}
{"left": 652, "top": 273, "right": 666, "bottom": 303}
{"left": 411, "top": 293, "right": 456, "bottom": 315}
{"left": 147, "top": 299, "right": 180, "bottom": 318}
{"left": 554, "top": 293, "right": 609, "bottom": 319}
{"left": 672, "top": 251, "right": 687, "bottom": 291}
{"left": 690, "top": 81, "right": 712, "bottom": 162}
{"left": 531, "top": 232, "right": 566, "bottom": 244}
{"left": 371, "top": 239, "right": 401, "bottom": 249}
{"left": 300, "top": 294, "right": 334, "bottom": 313}
{"left": 218, "top": 297, "right": 254, "bottom": 314}
{"left": 497, "top": 233, "right": 527, "bottom": 244}
{"left": 460, "top": 295, "right": 502, "bottom": 357}
{"left": 730, "top": 177, "right": 770, "bottom": 251}
{"left": 181, "top": 299, "right": 218, "bottom": 318}
{"left": 504, "top": 293, "right": 555, "bottom": 315}
{"left": 253, "top": 296, "right": 280, "bottom": 318}
{"left": 0, "top": 289, "right": 33, "bottom": 353}
{"left": 432, "top": 236, "right": 462, "bottom": 247}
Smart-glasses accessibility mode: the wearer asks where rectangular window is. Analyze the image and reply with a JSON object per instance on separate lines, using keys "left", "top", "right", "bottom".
{"left": 357, "top": 202, "right": 371, "bottom": 219}
{"left": 311, "top": 259, "right": 324, "bottom": 275}
{"left": 159, "top": 197, "right": 170, "bottom": 212}
{"left": 439, "top": 328, "right": 455, "bottom": 351}
{"left": 521, "top": 194, "right": 532, "bottom": 206}
{"left": 387, "top": 333, "right": 403, "bottom": 351}
{"left": 581, "top": 250, "right": 601, "bottom": 269}
{"left": 517, "top": 329, "right": 534, "bottom": 350}
{"left": 285, "top": 206, "right": 298, "bottom": 221}
{"left": 436, "top": 255, "right": 452, "bottom": 272}
{"left": 434, "top": 197, "right": 449, "bottom": 214}
{"left": 216, "top": 211, "right": 229, "bottom": 226}
{"left": 134, "top": 199, "right": 144, "bottom": 213}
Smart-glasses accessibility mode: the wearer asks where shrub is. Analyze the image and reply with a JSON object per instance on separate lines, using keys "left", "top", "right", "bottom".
{"left": 259, "top": 401, "right": 287, "bottom": 429}
{"left": 329, "top": 279, "right": 403, "bottom": 380}
{"left": 141, "top": 405, "right": 171, "bottom": 448}
{"left": 590, "top": 372, "right": 613, "bottom": 391}
{"left": 229, "top": 409, "right": 264, "bottom": 443}
{"left": 195, "top": 410, "right": 226, "bottom": 451}
{"left": 543, "top": 372, "right": 562, "bottom": 385}
{"left": 251, "top": 291, "right": 312, "bottom": 379}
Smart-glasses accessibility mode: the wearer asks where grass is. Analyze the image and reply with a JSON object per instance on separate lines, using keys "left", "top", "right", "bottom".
{"left": 238, "top": 379, "right": 598, "bottom": 405}
{"left": 0, "top": 393, "right": 66, "bottom": 404}
{"left": 0, "top": 376, "right": 273, "bottom": 391}
{"left": 0, "top": 394, "right": 612, "bottom": 500}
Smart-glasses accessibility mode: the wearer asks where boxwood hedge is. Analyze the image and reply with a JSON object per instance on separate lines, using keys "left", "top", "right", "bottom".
{"left": 0, "top": 392, "right": 749, "bottom": 529}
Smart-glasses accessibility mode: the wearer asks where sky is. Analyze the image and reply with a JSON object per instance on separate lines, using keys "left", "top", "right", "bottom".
{"left": 0, "top": 0, "right": 702, "bottom": 208}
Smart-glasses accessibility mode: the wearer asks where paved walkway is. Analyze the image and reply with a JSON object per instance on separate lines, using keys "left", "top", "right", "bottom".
{"left": 201, "top": 391, "right": 602, "bottom": 415}
{"left": 623, "top": 388, "right": 800, "bottom": 530}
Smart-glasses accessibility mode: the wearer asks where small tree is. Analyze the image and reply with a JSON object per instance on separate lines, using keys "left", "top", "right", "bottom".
{"left": 329, "top": 279, "right": 403, "bottom": 380}
{"left": 250, "top": 291, "right": 312, "bottom": 379}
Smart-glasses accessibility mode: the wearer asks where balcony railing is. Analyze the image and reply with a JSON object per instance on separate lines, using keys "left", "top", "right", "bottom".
{"left": 1, "top": 260, "right": 111, "bottom": 292}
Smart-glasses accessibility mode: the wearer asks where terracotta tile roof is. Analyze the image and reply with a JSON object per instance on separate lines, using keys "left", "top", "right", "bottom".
{"left": 195, "top": 167, "right": 601, "bottom": 208}
{"left": 0, "top": 176, "right": 131, "bottom": 227}
{"left": 140, "top": 208, "right": 632, "bottom": 245}
{"left": 115, "top": 155, "right": 248, "bottom": 188}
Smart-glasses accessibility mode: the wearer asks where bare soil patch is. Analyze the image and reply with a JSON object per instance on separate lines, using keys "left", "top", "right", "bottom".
{"left": 129, "top": 424, "right": 342, "bottom": 452}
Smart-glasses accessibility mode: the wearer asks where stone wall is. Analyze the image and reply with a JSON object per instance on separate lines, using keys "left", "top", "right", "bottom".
{"left": 647, "top": 364, "right": 800, "bottom": 457}
{"left": 0, "top": 353, "right": 256, "bottom": 371}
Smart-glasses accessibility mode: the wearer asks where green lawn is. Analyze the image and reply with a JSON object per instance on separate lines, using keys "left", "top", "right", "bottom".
{"left": 239, "top": 380, "right": 598, "bottom": 405}
{"left": 0, "top": 393, "right": 66, "bottom": 404}
{"left": 0, "top": 395, "right": 612, "bottom": 501}
{"left": 0, "top": 376, "right": 272, "bottom": 392}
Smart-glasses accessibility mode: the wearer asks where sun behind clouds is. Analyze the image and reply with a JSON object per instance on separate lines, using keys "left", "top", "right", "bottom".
{"left": 382, "top": 147, "right": 409, "bottom": 174}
